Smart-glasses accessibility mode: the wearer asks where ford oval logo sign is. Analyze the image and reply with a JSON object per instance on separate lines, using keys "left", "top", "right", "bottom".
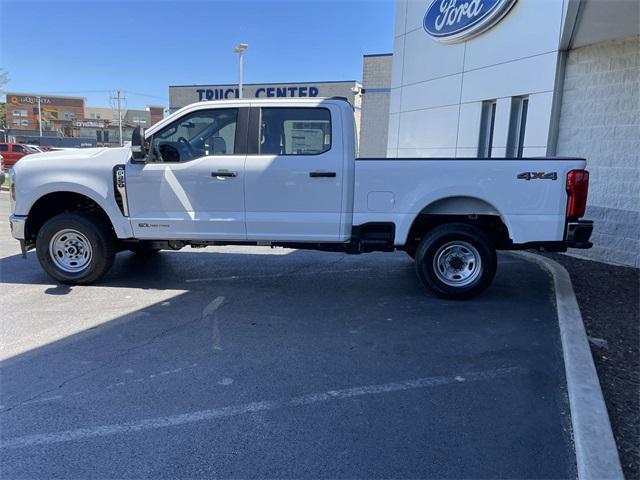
{"left": 423, "top": 0, "right": 518, "bottom": 44}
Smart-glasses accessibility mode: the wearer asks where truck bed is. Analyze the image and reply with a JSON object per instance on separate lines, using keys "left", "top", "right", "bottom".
{"left": 353, "top": 157, "right": 587, "bottom": 246}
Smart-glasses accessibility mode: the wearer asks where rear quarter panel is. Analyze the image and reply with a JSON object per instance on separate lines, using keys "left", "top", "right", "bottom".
{"left": 354, "top": 158, "right": 587, "bottom": 245}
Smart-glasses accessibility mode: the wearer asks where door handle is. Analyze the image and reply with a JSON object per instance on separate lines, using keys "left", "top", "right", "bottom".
{"left": 309, "top": 171, "right": 336, "bottom": 178}
{"left": 211, "top": 171, "right": 237, "bottom": 178}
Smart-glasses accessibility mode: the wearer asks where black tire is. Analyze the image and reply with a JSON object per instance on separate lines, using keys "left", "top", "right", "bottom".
{"left": 36, "top": 212, "right": 116, "bottom": 285}
{"left": 414, "top": 223, "right": 497, "bottom": 300}
{"left": 405, "top": 243, "right": 417, "bottom": 259}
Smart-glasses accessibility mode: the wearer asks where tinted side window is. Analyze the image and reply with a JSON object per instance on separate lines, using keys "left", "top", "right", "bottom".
{"left": 149, "top": 109, "right": 238, "bottom": 163}
{"left": 0, "top": 144, "right": 7, "bottom": 152}
{"left": 12, "top": 145, "right": 26, "bottom": 153}
{"left": 259, "top": 108, "right": 331, "bottom": 155}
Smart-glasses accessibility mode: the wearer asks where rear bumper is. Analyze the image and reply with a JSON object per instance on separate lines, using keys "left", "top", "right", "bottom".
{"left": 504, "top": 219, "right": 594, "bottom": 252}
{"left": 565, "top": 220, "right": 593, "bottom": 249}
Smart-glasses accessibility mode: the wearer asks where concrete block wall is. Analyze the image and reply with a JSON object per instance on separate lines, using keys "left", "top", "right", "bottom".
{"left": 556, "top": 36, "right": 640, "bottom": 267}
{"left": 359, "top": 54, "right": 393, "bottom": 157}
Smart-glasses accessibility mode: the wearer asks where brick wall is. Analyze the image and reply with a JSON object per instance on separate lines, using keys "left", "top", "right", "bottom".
{"left": 359, "top": 54, "right": 392, "bottom": 158}
{"left": 148, "top": 106, "right": 164, "bottom": 126}
{"left": 556, "top": 36, "right": 640, "bottom": 267}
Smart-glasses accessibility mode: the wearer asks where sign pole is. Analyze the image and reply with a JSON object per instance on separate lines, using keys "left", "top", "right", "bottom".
{"left": 36, "top": 96, "right": 43, "bottom": 137}
{"left": 117, "top": 90, "right": 123, "bottom": 147}
{"left": 239, "top": 51, "right": 243, "bottom": 99}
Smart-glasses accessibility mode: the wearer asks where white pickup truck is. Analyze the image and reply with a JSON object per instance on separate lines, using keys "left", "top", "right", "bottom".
{"left": 9, "top": 98, "right": 593, "bottom": 299}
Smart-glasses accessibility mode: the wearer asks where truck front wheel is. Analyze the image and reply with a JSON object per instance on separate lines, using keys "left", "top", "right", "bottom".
{"left": 414, "top": 223, "right": 497, "bottom": 300}
{"left": 36, "top": 213, "right": 116, "bottom": 285}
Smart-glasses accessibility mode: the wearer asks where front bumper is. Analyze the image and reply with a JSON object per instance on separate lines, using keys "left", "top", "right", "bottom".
{"left": 565, "top": 220, "right": 593, "bottom": 249}
{"left": 9, "top": 214, "right": 27, "bottom": 240}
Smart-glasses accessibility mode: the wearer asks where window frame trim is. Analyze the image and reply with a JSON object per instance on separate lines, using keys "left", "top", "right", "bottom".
{"left": 477, "top": 99, "right": 497, "bottom": 158}
{"left": 506, "top": 95, "right": 529, "bottom": 158}
{"left": 246, "top": 106, "right": 333, "bottom": 157}
{"left": 146, "top": 107, "right": 248, "bottom": 163}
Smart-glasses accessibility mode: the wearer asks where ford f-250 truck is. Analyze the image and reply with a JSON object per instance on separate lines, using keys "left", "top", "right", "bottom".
{"left": 8, "top": 98, "right": 593, "bottom": 299}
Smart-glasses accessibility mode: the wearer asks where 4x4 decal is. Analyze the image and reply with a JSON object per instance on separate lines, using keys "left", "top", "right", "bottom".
{"left": 517, "top": 171, "right": 557, "bottom": 181}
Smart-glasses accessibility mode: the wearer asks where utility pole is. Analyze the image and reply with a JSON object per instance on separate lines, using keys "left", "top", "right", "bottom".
{"left": 111, "top": 90, "right": 125, "bottom": 146}
{"left": 234, "top": 43, "right": 249, "bottom": 99}
{"left": 36, "top": 96, "right": 43, "bottom": 137}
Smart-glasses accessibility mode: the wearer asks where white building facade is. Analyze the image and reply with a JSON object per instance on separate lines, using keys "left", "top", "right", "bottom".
{"left": 389, "top": 0, "right": 639, "bottom": 266}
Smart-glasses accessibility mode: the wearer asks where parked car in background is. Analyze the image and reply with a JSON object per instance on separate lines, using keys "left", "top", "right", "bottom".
{"left": 0, "top": 143, "right": 34, "bottom": 168}
{"left": 26, "top": 145, "right": 45, "bottom": 153}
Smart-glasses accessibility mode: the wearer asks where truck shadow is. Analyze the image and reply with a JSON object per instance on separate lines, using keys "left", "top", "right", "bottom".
{"left": 0, "top": 247, "right": 417, "bottom": 293}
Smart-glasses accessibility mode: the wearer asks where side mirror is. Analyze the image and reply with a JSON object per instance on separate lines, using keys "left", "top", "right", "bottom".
{"left": 131, "top": 126, "right": 147, "bottom": 162}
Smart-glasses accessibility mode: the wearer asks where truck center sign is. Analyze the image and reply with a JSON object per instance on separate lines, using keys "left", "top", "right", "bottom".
{"left": 169, "top": 81, "right": 361, "bottom": 112}
{"left": 196, "top": 85, "right": 320, "bottom": 101}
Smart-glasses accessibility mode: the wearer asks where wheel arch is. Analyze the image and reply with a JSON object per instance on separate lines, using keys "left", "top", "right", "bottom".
{"left": 403, "top": 195, "right": 513, "bottom": 250}
{"left": 25, "top": 191, "right": 118, "bottom": 243}
{"left": 419, "top": 196, "right": 501, "bottom": 216}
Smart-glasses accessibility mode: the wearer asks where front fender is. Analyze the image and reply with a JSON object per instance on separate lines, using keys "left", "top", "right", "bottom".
{"left": 17, "top": 180, "right": 133, "bottom": 239}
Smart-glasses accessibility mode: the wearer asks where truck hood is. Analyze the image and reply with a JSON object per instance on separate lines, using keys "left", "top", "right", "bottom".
{"left": 13, "top": 147, "right": 132, "bottom": 173}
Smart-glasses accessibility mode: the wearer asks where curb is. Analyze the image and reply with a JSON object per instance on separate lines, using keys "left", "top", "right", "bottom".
{"left": 511, "top": 252, "right": 624, "bottom": 480}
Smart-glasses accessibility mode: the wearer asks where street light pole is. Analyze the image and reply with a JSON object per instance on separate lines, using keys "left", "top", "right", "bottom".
{"left": 234, "top": 43, "right": 249, "bottom": 99}
{"left": 36, "top": 96, "right": 43, "bottom": 137}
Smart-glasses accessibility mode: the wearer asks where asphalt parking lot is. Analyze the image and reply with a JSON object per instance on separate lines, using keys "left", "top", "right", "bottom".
{"left": 0, "top": 192, "right": 576, "bottom": 479}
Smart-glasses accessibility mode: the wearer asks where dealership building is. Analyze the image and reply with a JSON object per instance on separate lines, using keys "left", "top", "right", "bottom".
{"left": 168, "top": 2, "right": 637, "bottom": 267}
{"left": 387, "top": 0, "right": 639, "bottom": 267}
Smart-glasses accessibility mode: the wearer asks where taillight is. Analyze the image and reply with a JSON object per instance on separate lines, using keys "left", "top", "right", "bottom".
{"left": 566, "top": 170, "right": 589, "bottom": 218}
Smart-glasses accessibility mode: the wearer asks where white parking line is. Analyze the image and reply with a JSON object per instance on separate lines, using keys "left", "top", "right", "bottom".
{"left": 0, "top": 367, "right": 524, "bottom": 449}
{"left": 202, "top": 296, "right": 226, "bottom": 317}
{"left": 203, "top": 296, "right": 226, "bottom": 350}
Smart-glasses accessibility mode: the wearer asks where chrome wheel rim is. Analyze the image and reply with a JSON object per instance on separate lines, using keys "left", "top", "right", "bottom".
{"left": 433, "top": 241, "right": 482, "bottom": 287}
{"left": 49, "top": 229, "right": 93, "bottom": 273}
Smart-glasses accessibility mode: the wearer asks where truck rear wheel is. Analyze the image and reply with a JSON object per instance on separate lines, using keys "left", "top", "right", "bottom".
{"left": 36, "top": 212, "right": 116, "bottom": 285}
{"left": 414, "top": 223, "right": 496, "bottom": 300}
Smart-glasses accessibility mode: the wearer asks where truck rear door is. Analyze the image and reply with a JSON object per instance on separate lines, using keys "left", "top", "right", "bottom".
{"left": 243, "top": 105, "right": 344, "bottom": 242}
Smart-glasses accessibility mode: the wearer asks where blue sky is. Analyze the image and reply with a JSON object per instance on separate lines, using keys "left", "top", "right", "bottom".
{"left": 1, "top": 0, "right": 395, "bottom": 109}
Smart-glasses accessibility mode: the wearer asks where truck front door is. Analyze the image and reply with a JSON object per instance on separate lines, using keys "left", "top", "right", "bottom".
{"left": 244, "top": 106, "right": 344, "bottom": 241}
{"left": 126, "top": 107, "right": 247, "bottom": 240}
